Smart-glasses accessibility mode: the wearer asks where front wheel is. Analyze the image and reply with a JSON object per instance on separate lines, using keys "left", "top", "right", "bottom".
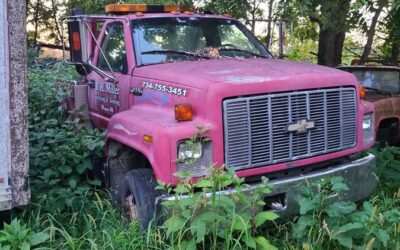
{"left": 121, "top": 168, "right": 162, "bottom": 230}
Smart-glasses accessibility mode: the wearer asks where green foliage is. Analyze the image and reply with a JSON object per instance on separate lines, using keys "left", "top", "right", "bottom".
{"left": 370, "top": 146, "right": 400, "bottom": 193}
{"left": 28, "top": 63, "right": 105, "bottom": 212}
{"left": 286, "top": 39, "right": 318, "bottom": 63}
{"left": 158, "top": 167, "right": 278, "bottom": 250}
{"left": 293, "top": 174, "right": 400, "bottom": 249}
{"left": 24, "top": 191, "right": 148, "bottom": 249}
{"left": 158, "top": 125, "right": 277, "bottom": 249}
{"left": 201, "top": 0, "right": 251, "bottom": 19}
{"left": 0, "top": 219, "right": 48, "bottom": 250}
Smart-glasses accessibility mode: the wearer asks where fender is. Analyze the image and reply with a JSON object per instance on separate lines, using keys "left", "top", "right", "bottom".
{"left": 106, "top": 105, "right": 210, "bottom": 184}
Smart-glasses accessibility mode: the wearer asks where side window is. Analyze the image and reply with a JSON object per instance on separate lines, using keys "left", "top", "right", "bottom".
{"left": 98, "top": 22, "right": 128, "bottom": 74}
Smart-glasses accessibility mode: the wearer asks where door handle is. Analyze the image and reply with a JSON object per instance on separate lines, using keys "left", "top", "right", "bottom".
{"left": 87, "top": 79, "right": 96, "bottom": 88}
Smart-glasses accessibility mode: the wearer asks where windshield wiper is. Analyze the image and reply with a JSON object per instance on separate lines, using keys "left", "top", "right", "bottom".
{"left": 219, "top": 48, "right": 270, "bottom": 59}
{"left": 364, "top": 86, "right": 393, "bottom": 95}
{"left": 142, "top": 50, "right": 210, "bottom": 59}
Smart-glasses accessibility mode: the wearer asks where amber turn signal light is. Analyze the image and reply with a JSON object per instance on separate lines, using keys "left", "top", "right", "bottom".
{"left": 72, "top": 32, "right": 81, "bottom": 51}
{"left": 144, "top": 135, "right": 153, "bottom": 143}
{"left": 175, "top": 104, "right": 193, "bottom": 121}
{"left": 359, "top": 85, "right": 366, "bottom": 99}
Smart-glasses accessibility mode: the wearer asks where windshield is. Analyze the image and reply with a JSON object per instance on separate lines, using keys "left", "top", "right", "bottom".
{"left": 132, "top": 17, "right": 270, "bottom": 66}
{"left": 349, "top": 69, "right": 400, "bottom": 93}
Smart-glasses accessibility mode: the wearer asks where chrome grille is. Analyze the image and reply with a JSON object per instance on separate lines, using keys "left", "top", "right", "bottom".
{"left": 223, "top": 87, "right": 357, "bottom": 170}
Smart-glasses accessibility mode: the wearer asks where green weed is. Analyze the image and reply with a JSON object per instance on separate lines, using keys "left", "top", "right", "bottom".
{"left": 0, "top": 219, "right": 48, "bottom": 250}
{"left": 157, "top": 167, "right": 278, "bottom": 250}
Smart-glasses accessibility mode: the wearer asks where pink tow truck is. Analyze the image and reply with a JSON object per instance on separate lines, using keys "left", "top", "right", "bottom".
{"left": 64, "top": 4, "right": 376, "bottom": 228}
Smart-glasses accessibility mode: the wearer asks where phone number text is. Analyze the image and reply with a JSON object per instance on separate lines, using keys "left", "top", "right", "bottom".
{"left": 142, "top": 81, "right": 188, "bottom": 97}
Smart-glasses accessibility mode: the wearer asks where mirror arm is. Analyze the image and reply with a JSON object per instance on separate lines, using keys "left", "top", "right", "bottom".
{"left": 86, "top": 62, "right": 118, "bottom": 83}
{"left": 84, "top": 22, "right": 117, "bottom": 82}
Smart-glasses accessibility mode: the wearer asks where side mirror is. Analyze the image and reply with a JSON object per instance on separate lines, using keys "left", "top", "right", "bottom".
{"left": 67, "top": 19, "right": 89, "bottom": 64}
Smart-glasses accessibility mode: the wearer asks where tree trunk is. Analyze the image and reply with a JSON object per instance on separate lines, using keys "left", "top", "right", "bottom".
{"left": 51, "top": 0, "right": 62, "bottom": 44}
{"left": 316, "top": 0, "right": 351, "bottom": 67}
{"left": 391, "top": 42, "right": 399, "bottom": 65}
{"left": 250, "top": 0, "right": 257, "bottom": 33}
{"left": 265, "top": 0, "right": 274, "bottom": 49}
{"left": 32, "top": 0, "right": 40, "bottom": 46}
{"left": 360, "top": 4, "right": 384, "bottom": 65}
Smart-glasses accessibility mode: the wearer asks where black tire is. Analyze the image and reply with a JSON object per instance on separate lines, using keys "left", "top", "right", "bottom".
{"left": 121, "top": 169, "right": 162, "bottom": 230}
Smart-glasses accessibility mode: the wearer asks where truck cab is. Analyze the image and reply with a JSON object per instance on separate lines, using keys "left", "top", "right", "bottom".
{"left": 338, "top": 65, "right": 400, "bottom": 145}
{"left": 65, "top": 4, "right": 377, "bottom": 229}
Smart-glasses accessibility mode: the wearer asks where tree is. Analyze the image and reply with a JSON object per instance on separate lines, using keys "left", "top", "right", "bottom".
{"left": 26, "top": 0, "right": 194, "bottom": 46}
{"left": 384, "top": 1, "right": 400, "bottom": 64}
{"left": 201, "top": 0, "right": 251, "bottom": 20}
{"left": 279, "top": 0, "right": 353, "bottom": 67}
{"left": 358, "top": 0, "right": 389, "bottom": 64}
{"left": 202, "top": 0, "right": 277, "bottom": 34}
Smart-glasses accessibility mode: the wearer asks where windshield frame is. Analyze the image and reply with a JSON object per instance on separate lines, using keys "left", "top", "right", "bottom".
{"left": 131, "top": 16, "right": 272, "bottom": 67}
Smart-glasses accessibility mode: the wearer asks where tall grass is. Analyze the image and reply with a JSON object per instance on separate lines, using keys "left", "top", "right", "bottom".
{"left": 23, "top": 191, "right": 151, "bottom": 250}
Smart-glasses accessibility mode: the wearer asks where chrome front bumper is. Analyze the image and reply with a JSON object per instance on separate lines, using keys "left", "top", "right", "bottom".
{"left": 162, "top": 153, "right": 376, "bottom": 217}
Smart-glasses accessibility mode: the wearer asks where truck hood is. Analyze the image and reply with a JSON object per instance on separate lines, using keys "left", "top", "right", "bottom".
{"left": 133, "top": 58, "right": 357, "bottom": 89}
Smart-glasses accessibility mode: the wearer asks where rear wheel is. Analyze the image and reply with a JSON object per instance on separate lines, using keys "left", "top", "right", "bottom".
{"left": 377, "top": 119, "right": 400, "bottom": 146}
{"left": 121, "top": 169, "right": 162, "bottom": 230}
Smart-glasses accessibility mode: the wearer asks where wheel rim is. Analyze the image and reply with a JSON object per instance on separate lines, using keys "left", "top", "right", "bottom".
{"left": 124, "top": 194, "right": 138, "bottom": 220}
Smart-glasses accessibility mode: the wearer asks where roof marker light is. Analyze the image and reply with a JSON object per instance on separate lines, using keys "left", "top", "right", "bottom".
{"left": 105, "top": 4, "right": 191, "bottom": 14}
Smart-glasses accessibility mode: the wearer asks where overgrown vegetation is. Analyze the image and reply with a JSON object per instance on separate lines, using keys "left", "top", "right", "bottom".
{"left": 158, "top": 168, "right": 278, "bottom": 249}
{"left": 0, "top": 63, "right": 397, "bottom": 249}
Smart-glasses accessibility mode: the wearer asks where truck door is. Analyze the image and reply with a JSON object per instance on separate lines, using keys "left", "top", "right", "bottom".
{"left": 86, "top": 21, "right": 133, "bottom": 129}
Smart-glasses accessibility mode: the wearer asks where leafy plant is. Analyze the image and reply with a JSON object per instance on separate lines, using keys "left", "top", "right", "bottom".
{"left": 293, "top": 176, "right": 357, "bottom": 248}
{"left": 369, "top": 146, "right": 400, "bottom": 193}
{"left": 0, "top": 219, "right": 48, "bottom": 250}
{"left": 294, "top": 175, "right": 400, "bottom": 249}
{"left": 158, "top": 167, "right": 278, "bottom": 250}
{"left": 28, "top": 63, "right": 105, "bottom": 212}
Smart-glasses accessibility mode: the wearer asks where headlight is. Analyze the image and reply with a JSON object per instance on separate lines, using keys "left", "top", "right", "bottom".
{"left": 177, "top": 140, "right": 212, "bottom": 177}
{"left": 178, "top": 142, "right": 203, "bottom": 161}
{"left": 363, "top": 114, "right": 372, "bottom": 130}
{"left": 362, "top": 113, "right": 374, "bottom": 144}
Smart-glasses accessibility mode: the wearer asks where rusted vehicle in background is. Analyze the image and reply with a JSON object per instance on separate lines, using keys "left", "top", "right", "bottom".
{"left": 338, "top": 65, "right": 400, "bottom": 144}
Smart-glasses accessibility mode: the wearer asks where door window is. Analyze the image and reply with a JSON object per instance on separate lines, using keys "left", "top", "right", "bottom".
{"left": 98, "top": 22, "right": 128, "bottom": 74}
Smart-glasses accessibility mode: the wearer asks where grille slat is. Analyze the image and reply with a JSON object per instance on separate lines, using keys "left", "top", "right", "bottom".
{"left": 223, "top": 87, "right": 357, "bottom": 170}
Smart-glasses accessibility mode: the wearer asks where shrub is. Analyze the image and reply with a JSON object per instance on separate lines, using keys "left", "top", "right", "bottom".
{"left": 154, "top": 168, "right": 277, "bottom": 250}
{"left": 0, "top": 219, "right": 48, "bottom": 250}
{"left": 28, "top": 63, "right": 105, "bottom": 212}
{"left": 293, "top": 176, "right": 400, "bottom": 249}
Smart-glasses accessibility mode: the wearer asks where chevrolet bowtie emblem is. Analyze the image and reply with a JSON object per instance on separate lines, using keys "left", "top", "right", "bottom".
{"left": 287, "top": 119, "right": 316, "bottom": 134}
